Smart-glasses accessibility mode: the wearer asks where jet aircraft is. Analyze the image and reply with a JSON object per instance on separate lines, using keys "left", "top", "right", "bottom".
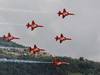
{"left": 1, "top": 33, "right": 20, "bottom": 42}
{"left": 55, "top": 34, "right": 72, "bottom": 43}
{"left": 29, "top": 44, "right": 45, "bottom": 54}
{"left": 26, "top": 20, "right": 44, "bottom": 31}
{"left": 58, "top": 9, "right": 74, "bottom": 19}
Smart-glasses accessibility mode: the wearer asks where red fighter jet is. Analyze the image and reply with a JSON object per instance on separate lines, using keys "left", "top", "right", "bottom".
{"left": 26, "top": 20, "right": 44, "bottom": 31}
{"left": 2, "top": 33, "right": 20, "bottom": 42}
{"left": 29, "top": 44, "right": 45, "bottom": 54}
{"left": 52, "top": 58, "right": 70, "bottom": 66}
{"left": 58, "top": 8, "right": 74, "bottom": 19}
{"left": 55, "top": 34, "right": 72, "bottom": 43}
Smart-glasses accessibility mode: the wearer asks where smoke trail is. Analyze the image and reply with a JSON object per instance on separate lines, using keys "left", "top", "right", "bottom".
{"left": 0, "top": 58, "right": 52, "bottom": 64}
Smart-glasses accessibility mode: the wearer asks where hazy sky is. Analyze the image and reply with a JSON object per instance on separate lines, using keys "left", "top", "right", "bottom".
{"left": 0, "top": 0, "right": 100, "bottom": 61}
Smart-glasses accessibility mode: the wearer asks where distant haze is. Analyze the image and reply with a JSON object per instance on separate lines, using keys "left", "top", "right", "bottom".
{"left": 0, "top": 0, "right": 100, "bottom": 61}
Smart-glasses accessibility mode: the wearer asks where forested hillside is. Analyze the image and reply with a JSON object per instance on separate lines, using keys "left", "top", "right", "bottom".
{"left": 0, "top": 56, "right": 100, "bottom": 75}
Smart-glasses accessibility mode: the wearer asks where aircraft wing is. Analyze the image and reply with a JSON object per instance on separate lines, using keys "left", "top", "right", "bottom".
{"left": 60, "top": 34, "right": 64, "bottom": 37}
{"left": 60, "top": 40, "right": 63, "bottom": 43}
{"left": 63, "top": 9, "right": 66, "bottom": 13}
{"left": 31, "top": 27, "right": 35, "bottom": 31}
{"left": 34, "top": 44, "right": 37, "bottom": 48}
{"left": 62, "top": 15, "right": 66, "bottom": 18}
{"left": 8, "top": 33, "right": 11, "bottom": 37}
{"left": 32, "top": 20, "right": 35, "bottom": 25}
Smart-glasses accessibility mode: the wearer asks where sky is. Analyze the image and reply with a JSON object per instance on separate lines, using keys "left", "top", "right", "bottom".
{"left": 0, "top": 0, "right": 100, "bottom": 61}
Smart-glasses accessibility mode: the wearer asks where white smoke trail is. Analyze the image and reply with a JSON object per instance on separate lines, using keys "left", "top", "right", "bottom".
{"left": 0, "top": 58, "right": 52, "bottom": 64}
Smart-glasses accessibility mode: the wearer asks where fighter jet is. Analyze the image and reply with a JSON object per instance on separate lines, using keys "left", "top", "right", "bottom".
{"left": 29, "top": 44, "right": 45, "bottom": 54}
{"left": 26, "top": 20, "right": 44, "bottom": 31}
{"left": 55, "top": 34, "right": 72, "bottom": 43}
{"left": 52, "top": 58, "right": 70, "bottom": 66}
{"left": 1, "top": 33, "right": 20, "bottom": 42}
{"left": 58, "top": 8, "right": 74, "bottom": 19}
